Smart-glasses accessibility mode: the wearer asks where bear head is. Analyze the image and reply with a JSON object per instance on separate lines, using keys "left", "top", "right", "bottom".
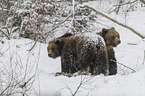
{"left": 97, "top": 27, "right": 121, "bottom": 48}
{"left": 47, "top": 33, "right": 73, "bottom": 59}
{"left": 47, "top": 39, "right": 62, "bottom": 59}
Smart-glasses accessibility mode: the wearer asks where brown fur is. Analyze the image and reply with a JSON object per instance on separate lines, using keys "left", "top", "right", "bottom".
{"left": 47, "top": 35, "right": 109, "bottom": 76}
{"left": 97, "top": 27, "right": 121, "bottom": 75}
{"left": 98, "top": 27, "right": 121, "bottom": 49}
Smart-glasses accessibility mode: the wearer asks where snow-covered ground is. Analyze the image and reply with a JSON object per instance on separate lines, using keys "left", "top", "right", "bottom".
{"left": 0, "top": 1, "right": 145, "bottom": 96}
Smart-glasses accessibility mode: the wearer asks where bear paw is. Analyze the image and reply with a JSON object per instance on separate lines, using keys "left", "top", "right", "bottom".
{"left": 55, "top": 72, "right": 73, "bottom": 77}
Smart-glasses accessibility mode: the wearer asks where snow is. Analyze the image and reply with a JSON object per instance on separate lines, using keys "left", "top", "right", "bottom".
{"left": 1, "top": 1, "right": 145, "bottom": 96}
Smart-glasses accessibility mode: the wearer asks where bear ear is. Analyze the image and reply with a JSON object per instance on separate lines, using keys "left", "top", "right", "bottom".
{"left": 60, "top": 33, "right": 73, "bottom": 38}
{"left": 110, "top": 27, "right": 115, "bottom": 30}
{"left": 102, "top": 28, "right": 108, "bottom": 34}
{"left": 48, "top": 40, "right": 52, "bottom": 44}
{"left": 96, "top": 32, "right": 101, "bottom": 35}
{"left": 55, "top": 39, "right": 61, "bottom": 45}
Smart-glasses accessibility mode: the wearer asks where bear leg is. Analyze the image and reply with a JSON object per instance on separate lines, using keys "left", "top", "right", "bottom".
{"left": 94, "top": 42, "right": 109, "bottom": 75}
{"left": 108, "top": 49, "right": 117, "bottom": 75}
{"left": 108, "top": 58, "right": 117, "bottom": 75}
{"left": 61, "top": 50, "right": 77, "bottom": 74}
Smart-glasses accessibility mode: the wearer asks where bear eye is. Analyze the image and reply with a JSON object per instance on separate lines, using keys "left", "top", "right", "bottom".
{"left": 51, "top": 47, "right": 55, "bottom": 51}
{"left": 112, "top": 36, "right": 115, "bottom": 39}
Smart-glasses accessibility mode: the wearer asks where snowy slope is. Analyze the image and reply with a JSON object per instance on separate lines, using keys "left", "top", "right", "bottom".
{"left": 32, "top": 5, "right": 145, "bottom": 96}
{"left": 0, "top": 1, "right": 145, "bottom": 96}
{"left": 35, "top": 6, "right": 145, "bottom": 95}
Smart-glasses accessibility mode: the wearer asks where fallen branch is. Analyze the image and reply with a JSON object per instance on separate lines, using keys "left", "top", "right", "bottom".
{"left": 80, "top": 5, "right": 145, "bottom": 39}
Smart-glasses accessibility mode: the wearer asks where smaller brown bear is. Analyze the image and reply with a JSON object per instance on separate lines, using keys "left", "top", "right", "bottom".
{"left": 97, "top": 27, "right": 121, "bottom": 75}
{"left": 47, "top": 33, "right": 109, "bottom": 76}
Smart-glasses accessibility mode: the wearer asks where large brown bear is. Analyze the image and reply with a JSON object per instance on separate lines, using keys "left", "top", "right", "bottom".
{"left": 47, "top": 33, "right": 109, "bottom": 76}
{"left": 97, "top": 27, "right": 121, "bottom": 75}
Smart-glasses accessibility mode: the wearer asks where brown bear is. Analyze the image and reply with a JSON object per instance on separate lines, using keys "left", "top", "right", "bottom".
{"left": 47, "top": 33, "right": 109, "bottom": 76}
{"left": 97, "top": 27, "right": 121, "bottom": 75}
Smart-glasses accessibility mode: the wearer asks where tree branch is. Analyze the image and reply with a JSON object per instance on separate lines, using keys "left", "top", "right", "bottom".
{"left": 80, "top": 5, "right": 145, "bottom": 39}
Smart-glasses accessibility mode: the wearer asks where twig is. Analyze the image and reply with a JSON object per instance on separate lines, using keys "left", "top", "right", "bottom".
{"left": 63, "top": 83, "right": 73, "bottom": 95}
{"left": 115, "top": 0, "right": 124, "bottom": 14}
{"left": 110, "top": 59, "right": 136, "bottom": 73}
{"left": 73, "top": 82, "right": 83, "bottom": 96}
{"left": 19, "top": 75, "right": 35, "bottom": 89}
{"left": 80, "top": 5, "right": 145, "bottom": 39}
{"left": 27, "top": 39, "right": 38, "bottom": 51}
{"left": 113, "top": 0, "right": 138, "bottom": 6}
{"left": 0, "top": 28, "right": 10, "bottom": 40}
{"left": 143, "top": 50, "right": 145, "bottom": 65}
{"left": 73, "top": 75, "right": 85, "bottom": 96}
{"left": 0, "top": 83, "right": 11, "bottom": 95}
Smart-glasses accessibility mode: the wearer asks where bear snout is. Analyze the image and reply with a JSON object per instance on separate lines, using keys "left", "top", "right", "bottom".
{"left": 48, "top": 53, "right": 57, "bottom": 59}
{"left": 117, "top": 40, "right": 121, "bottom": 44}
{"left": 48, "top": 54, "right": 52, "bottom": 57}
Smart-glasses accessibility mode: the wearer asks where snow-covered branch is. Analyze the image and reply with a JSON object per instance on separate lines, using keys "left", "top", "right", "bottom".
{"left": 80, "top": 4, "right": 145, "bottom": 39}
